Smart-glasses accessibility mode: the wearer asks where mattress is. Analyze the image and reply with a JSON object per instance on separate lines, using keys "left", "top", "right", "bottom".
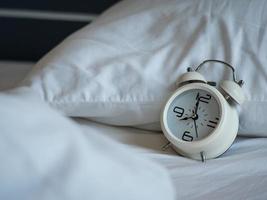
{"left": 1, "top": 60, "right": 267, "bottom": 200}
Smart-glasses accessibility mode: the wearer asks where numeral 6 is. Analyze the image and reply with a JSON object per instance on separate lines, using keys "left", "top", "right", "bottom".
{"left": 182, "top": 131, "right": 193, "bottom": 142}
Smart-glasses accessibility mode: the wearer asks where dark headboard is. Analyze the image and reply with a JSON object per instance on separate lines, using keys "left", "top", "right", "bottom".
{"left": 0, "top": 0, "right": 120, "bottom": 61}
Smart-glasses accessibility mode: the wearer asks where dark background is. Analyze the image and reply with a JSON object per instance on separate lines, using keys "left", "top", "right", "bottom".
{"left": 0, "top": 0, "right": 120, "bottom": 61}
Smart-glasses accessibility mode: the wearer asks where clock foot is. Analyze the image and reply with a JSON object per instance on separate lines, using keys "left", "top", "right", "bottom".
{"left": 200, "top": 151, "right": 206, "bottom": 163}
{"left": 161, "top": 142, "right": 171, "bottom": 151}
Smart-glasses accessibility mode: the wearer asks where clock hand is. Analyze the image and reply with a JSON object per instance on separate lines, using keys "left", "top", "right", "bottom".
{"left": 193, "top": 119, "right": 199, "bottom": 138}
{"left": 194, "top": 94, "right": 200, "bottom": 115}
{"left": 180, "top": 116, "right": 193, "bottom": 121}
{"left": 181, "top": 97, "right": 200, "bottom": 121}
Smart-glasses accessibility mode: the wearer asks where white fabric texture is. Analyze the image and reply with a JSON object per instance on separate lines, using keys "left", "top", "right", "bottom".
{"left": 0, "top": 87, "right": 175, "bottom": 200}
{"left": 76, "top": 119, "right": 267, "bottom": 200}
{"left": 22, "top": 0, "right": 267, "bottom": 136}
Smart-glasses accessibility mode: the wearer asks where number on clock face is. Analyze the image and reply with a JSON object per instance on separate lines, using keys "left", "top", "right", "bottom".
{"left": 173, "top": 106, "right": 184, "bottom": 117}
{"left": 167, "top": 89, "right": 220, "bottom": 141}
{"left": 182, "top": 131, "right": 193, "bottom": 141}
{"left": 198, "top": 93, "right": 211, "bottom": 104}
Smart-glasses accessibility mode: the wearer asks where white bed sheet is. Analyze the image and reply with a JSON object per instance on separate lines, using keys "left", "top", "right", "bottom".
{"left": 75, "top": 118, "right": 267, "bottom": 200}
{"left": 1, "top": 61, "right": 267, "bottom": 199}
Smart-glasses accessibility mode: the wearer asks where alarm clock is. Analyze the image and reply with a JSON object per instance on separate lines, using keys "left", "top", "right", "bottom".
{"left": 160, "top": 60, "right": 245, "bottom": 162}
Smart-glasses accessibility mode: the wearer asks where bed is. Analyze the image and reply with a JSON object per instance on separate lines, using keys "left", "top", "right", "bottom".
{"left": 1, "top": 0, "right": 267, "bottom": 200}
{"left": 1, "top": 61, "right": 267, "bottom": 199}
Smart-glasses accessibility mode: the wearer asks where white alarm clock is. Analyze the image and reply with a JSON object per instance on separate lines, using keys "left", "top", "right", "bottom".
{"left": 160, "top": 60, "right": 245, "bottom": 162}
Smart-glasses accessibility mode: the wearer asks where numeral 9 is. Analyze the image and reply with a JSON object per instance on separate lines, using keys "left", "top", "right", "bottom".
{"left": 173, "top": 106, "right": 184, "bottom": 118}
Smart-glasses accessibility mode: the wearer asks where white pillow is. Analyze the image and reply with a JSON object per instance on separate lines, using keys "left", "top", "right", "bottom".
{"left": 22, "top": 0, "right": 267, "bottom": 136}
{"left": 0, "top": 87, "right": 174, "bottom": 200}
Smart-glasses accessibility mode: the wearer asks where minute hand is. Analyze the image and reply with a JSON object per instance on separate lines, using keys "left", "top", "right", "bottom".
{"left": 192, "top": 96, "right": 200, "bottom": 139}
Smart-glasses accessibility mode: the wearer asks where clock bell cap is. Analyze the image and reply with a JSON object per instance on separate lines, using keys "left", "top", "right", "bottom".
{"left": 220, "top": 80, "right": 245, "bottom": 105}
{"left": 176, "top": 71, "right": 207, "bottom": 86}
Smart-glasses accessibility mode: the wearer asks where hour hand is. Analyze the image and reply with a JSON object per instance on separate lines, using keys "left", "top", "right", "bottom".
{"left": 180, "top": 116, "right": 192, "bottom": 121}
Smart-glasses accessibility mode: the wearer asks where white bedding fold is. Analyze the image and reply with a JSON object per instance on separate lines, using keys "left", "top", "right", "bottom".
{"left": 0, "top": 87, "right": 174, "bottom": 200}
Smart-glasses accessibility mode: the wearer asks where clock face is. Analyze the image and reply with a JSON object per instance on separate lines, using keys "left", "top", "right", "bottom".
{"left": 166, "top": 89, "right": 221, "bottom": 142}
